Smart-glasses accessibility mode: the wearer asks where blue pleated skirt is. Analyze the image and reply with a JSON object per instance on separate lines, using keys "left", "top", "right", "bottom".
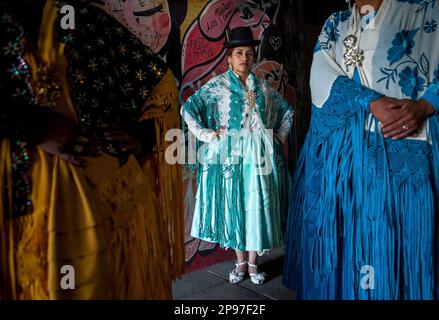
{"left": 283, "top": 130, "right": 438, "bottom": 300}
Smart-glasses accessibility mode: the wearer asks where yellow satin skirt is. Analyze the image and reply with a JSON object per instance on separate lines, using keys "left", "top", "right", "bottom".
{"left": 1, "top": 139, "right": 173, "bottom": 299}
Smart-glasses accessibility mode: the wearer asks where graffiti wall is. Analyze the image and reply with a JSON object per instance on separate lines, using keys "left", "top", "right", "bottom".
{"left": 180, "top": 0, "right": 297, "bottom": 272}
{"left": 97, "top": 0, "right": 298, "bottom": 272}
{"left": 180, "top": 0, "right": 295, "bottom": 102}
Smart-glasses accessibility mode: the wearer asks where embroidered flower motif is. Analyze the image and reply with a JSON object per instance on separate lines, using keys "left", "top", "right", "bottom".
{"left": 424, "top": 20, "right": 437, "bottom": 33}
{"left": 397, "top": 0, "right": 423, "bottom": 4}
{"left": 397, "top": 0, "right": 436, "bottom": 14}
{"left": 314, "top": 10, "right": 352, "bottom": 53}
{"left": 398, "top": 66, "right": 425, "bottom": 99}
{"left": 324, "top": 19, "right": 338, "bottom": 43}
{"left": 387, "top": 29, "right": 419, "bottom": 65}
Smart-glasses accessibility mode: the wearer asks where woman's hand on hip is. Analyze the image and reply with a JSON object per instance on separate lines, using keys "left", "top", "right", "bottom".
{"left": 100, "top": 123, "right": 143, "bottom": 156}
{"left": 37, "top": 112, "right": 100, "bottom": 166}
{"left": 213, "top": 128, "right": 226, "bottom": 139}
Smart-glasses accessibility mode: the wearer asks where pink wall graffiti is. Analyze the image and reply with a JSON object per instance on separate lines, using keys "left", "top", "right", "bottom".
{"left": 97, "top": 0, "right": 172, "bottom": 53}
{"left": 180, "top": 0, "right": 270, "bottom": 102}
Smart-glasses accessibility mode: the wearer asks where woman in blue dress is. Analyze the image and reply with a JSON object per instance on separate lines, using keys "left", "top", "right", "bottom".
{"left": 181, "top": 26, "right": 294, "bottom": 285}
{"left": 283, "top": 0, "right": 439, "bottom": 299}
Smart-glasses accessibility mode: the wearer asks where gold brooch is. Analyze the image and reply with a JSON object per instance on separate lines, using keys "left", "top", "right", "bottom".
{"left": 246, "top": 90, "right": 257, "bottom": 108}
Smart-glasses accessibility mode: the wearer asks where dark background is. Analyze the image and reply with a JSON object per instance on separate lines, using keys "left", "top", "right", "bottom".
{"left": 282, "top": 0, "right": 349, "bottom": 161}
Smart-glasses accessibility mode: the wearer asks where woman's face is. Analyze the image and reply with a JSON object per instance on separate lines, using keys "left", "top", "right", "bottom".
{"left": 227, "top": 46, "right": 255, "bottom": 75}
{"left": 121, "top": 0, "right": 171, "bottom": 53}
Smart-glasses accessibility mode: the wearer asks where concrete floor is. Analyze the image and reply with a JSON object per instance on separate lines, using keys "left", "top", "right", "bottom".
{"left": 172, "top": 247, "right": 296, "bottom": 300}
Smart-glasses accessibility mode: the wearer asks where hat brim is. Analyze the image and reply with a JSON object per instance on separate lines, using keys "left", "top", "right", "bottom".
{"left": 223, "top": 39, "right": 261, "bottom": 48}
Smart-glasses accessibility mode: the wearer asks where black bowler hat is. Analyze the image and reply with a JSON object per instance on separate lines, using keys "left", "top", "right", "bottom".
{"left": 224, "top": 26, "right": 261, "bottom": 48}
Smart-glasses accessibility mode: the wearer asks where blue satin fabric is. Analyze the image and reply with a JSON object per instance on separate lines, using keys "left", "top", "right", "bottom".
{"left": 283, "top": 75, "right": 439, "bottom": 300}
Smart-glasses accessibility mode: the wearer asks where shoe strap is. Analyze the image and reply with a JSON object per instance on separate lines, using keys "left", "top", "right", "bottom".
{"left": 235, "top": 260, "right": 248, "bottom": 266}
{"left": 231, "top": 269, "right": 245, "bottom": 276}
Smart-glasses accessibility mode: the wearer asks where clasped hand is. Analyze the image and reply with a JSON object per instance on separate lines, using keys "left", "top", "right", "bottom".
{"left": 370, "top": 97, "right": 435, "bottom": 140}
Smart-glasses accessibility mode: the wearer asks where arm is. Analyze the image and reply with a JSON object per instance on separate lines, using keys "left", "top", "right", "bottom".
{"left": 180, "top": 90, "right": 216, "bottom": 143}
{"left": 380, "top": 66, "right": 438, "bottom": 140}
{"left": 0, "top": 58, "right": 52, "bottom": 145}
{"left": 0, "top": 98, "right": 52, "bottom": 144}
{"left": 420, "top": 7, "right": 439, "bottom": 113}
{"left": 310, "top": 14, "right": 383, "bottom": 136}
{"left": 421, "top": 78, "right": 439, "bottom": 113}
{"left": 269, "top": 87, "right": 294, "bottom": 144}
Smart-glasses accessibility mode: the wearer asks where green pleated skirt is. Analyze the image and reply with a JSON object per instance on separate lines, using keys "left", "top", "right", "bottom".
{"left": 190, "top": 130, "right": 290, "bottom": 253}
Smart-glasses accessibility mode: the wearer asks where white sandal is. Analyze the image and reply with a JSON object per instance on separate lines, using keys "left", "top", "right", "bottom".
{"left": 229, "top": 261, "right": 247, "bottom": 284}
{"left": 248, "top": 262, "right": 267, "bottom": 285}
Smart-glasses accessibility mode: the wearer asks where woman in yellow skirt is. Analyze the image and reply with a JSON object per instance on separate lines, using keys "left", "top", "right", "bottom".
{"left": 0, "top": 0, "right": 184, "bottom": 299}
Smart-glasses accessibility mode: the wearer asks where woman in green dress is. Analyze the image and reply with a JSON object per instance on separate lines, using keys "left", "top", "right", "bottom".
{"left": 181, "top": 26, "right": 294, "bottom": 285}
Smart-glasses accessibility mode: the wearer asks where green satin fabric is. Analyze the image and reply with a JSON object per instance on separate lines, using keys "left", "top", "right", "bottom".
{"left": 190, "top": 129, "right": 289, "bottom": 252}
